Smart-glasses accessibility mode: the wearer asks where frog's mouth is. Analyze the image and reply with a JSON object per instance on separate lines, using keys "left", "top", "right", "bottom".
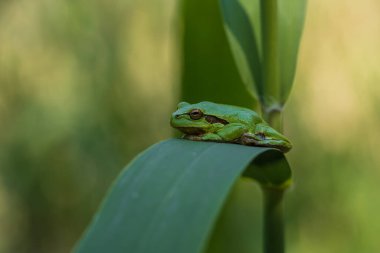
{"left": 175, "top": 127, "right": 205, "bottom": 136}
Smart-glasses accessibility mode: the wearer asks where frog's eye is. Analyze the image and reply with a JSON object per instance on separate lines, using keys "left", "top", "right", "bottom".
{"left": 189, "top": 109, "right": 203, "bottom": 120}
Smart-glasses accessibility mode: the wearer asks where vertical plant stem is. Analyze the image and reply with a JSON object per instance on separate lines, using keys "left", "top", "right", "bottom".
{"left": 263, "top": 108, "right": 283, "bottom": 132}
{"left": 262, "top": 187, "right": 285, "bottom": 253}
{"left": 262, "top": 88, "right": 285, "bottom": 253}
{"left": 261, "top": 0, "right": 280, "bottom": 107}
{"left": 260, "top": 1, "right": 288, "bottom": 252}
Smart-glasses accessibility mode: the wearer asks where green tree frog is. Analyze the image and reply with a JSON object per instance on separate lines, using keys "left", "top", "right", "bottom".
{"left": 170, "top": 101, "right": 292, "bottom": 152}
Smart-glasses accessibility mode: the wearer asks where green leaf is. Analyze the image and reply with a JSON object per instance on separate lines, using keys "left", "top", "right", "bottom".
{"left": 181, "top": 0, "right": 255, "bottom": 108}
{"left": 206, "top": 179, "right": 263, "bottom": 253}
{"left": 277, "top": 0, "right": 307, "bottom": 103}
{"left": 220, "top": 0, "right": 307, "bottom": 108}
{"left": 74, "top": 139, "right": 290, "bottom": 253}
{"left": 219, "top": 0, "right": 262, "bottom": 99}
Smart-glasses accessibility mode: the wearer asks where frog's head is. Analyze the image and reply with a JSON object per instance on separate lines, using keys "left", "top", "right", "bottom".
{"left": 170, "top": 101, "right": 227, "bottom": 135}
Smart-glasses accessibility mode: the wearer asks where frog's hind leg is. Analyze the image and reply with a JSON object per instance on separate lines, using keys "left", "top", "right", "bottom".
{"left": 240, "top": 132, "right": 292, "bottom": 152}
{"left": 240, "top": 133, "right": 262, "bottom": 146}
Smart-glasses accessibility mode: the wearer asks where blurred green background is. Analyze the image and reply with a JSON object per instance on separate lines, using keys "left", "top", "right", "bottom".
{"left": 1, "top": 0, "right": 380, "bottom": 252}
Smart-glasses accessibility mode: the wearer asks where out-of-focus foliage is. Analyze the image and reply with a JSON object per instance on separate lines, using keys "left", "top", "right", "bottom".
{"left": 1, "top": 0, "right": 380, "bottom": 253}
{"left": 286, "top": 1, "right": 380, "bottom": 252}
{"left": 0, "top": 0, "right": 177, "bottom": 252}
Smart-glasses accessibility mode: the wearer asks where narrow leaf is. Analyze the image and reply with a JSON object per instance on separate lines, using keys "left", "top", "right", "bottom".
{"left": 181, "top": 0, "right": 254, "bottom": 107}
{"left": 74, "top": 139, "right": 290, "bottom": 253}
{"left": 220, "top": 0, "right": 262, "bottom": 98}
{"left": 278, "top": 0, "right": 307, "bottom": 102}
{"left": 220, "top": 0, "right": 307, "bottom": 107}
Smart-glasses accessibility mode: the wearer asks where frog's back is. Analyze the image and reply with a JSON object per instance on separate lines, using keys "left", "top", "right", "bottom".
{"left": 196, "top": 101, "right": 263, "bottom": 127}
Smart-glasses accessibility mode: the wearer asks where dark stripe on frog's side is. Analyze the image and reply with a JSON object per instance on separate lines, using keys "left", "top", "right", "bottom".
{"left": 205, "top": 115, "right": 229, "bottom": 125}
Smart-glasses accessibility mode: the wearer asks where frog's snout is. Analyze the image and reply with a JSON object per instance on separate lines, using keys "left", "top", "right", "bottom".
{"left": 170, "top": 113, "right": 176, "bottom": 124}
{"left": 171, "top": 113, "right": 180, "bottom": 120}
{"left": 170, "top": 113, "right": 182, "bottom": 127}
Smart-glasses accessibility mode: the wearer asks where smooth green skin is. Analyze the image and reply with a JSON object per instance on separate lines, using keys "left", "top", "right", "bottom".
{"left": 170, "top": 101, "right": 292, "bottom": 152}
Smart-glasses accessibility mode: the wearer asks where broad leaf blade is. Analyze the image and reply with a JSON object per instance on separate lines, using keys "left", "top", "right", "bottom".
{"left": 206, "top": 179, "right": 263, "bottom": 253}
{"left": 74, "top": 139, "right": 290, "bottom": 253}
{"left": 245, "top": 149, "right": 292, "bottom": 188}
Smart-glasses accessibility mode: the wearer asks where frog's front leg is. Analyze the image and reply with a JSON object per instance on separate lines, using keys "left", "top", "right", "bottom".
{"left": 185, "top": 123, "right": 248, "bottom": 142}
{"left": 184, "top": 133, "right": 222, "bottom": 141}
{"left": 183, "top": 123, "right": 225, "bottom": 141}
{"left": 214, "top": 123, "right": 248, "bottom": 142}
